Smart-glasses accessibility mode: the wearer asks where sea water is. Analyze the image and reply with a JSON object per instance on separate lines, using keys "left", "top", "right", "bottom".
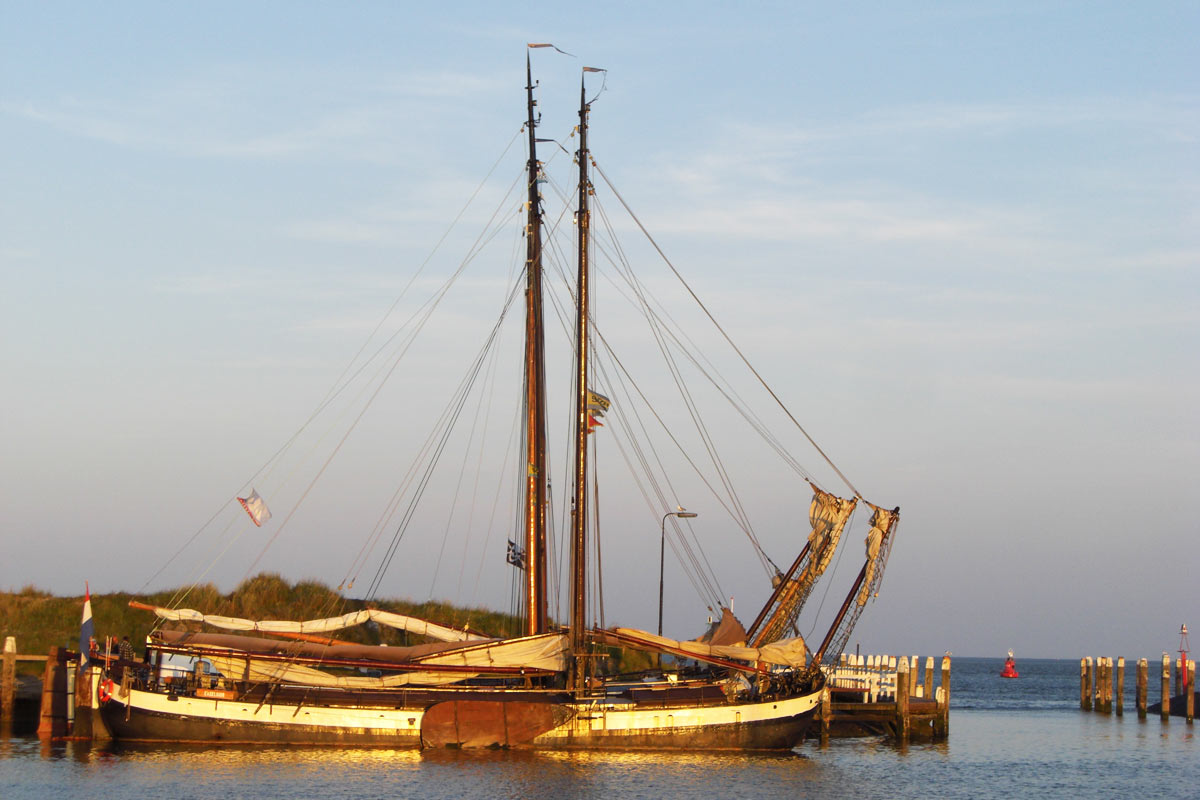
{"left": 1, "top": 658, "right": 1195, "bottom": 799}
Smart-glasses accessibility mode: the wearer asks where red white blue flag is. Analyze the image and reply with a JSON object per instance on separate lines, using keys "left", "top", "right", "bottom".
{"left": 79, "top": 582, "right": 94, "bottom": 666}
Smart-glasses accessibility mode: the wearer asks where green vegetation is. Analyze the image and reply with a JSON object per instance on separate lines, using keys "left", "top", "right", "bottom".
{"left": 0, "top": 574, "right": 650, "bottom": 674}
{"left": 0, "top": 574, "right": 520, "bottom": 668}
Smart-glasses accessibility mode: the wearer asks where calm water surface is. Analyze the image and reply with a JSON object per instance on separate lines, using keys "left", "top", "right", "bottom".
{"left": 2, "top": 658, "right": 1195, "bottom": 799}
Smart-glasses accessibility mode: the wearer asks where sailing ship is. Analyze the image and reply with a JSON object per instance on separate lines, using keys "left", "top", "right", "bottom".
{"left": 92, "top": 49, "right": 900, "bottom": 750}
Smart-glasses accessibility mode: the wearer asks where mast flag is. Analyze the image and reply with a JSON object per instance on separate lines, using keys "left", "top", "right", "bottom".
{"left": 237, "top": 489, "right": 272, "bottom": 527}
{"left": 79, "top": 582, "right": 94, "bottom": 667}
{"left": 586, "top": 390, "right": 610, "bottom": 414}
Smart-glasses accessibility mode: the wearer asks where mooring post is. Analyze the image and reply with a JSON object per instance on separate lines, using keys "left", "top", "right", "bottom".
{"left": 1180, "top": 657, "right": 1190, "bottom": 724}
{"left": 819, "top": 685, "right": 832, "bottom": 744}
{"left": 1161, "top": 654, "right": 1171, "bottom": 722}
{"left": 1095, "top": 658, "right": 1105, "bottom": 713}
{"left": 1102, "top": 657, "right": 1113, "bottom": 714}
{"left": 1079, "top": 658, "right": 1088, "bottom": 710}
{"left": 1082, "top": 657, "right": 1093, "bottom": 711}
{"left": 895, "top": 657, "right": 911, "bottom": 740}
{"left": 36, "top": 646, "right": 68, "bottom": 739}
{"left": 1136, "top": 658, "right": 1148, "bottom": 719}
{"left": 924, "top": 656, "right": 934, "bottom": 700}
{"left": 1, "top": 637, "right": 16, "bottom": 723}
{"left": 937, "top": 655, "right": 950, "bottom": 737}
{"left": 1115, "top": 657, "right": 1125, "bottom": 717}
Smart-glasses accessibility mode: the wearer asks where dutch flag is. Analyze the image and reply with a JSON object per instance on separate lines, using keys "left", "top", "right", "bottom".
{"left": 79, "top": 582, "right": 94, "bottom": 667}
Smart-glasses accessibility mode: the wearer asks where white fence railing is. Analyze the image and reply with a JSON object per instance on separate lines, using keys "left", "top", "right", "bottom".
{"left": 824, "top": 654, "right": 932, "bottom": 702}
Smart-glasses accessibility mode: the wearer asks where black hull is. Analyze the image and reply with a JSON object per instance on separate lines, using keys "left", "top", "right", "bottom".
{"left": 98, "top": 692, "right": 817, "bottom": 750}
{"left": 100, "top": 701, "right": 423, "bottom": 746}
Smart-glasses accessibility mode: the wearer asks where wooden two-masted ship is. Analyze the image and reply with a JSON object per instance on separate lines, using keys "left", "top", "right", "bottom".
{"left": 93, "top": 50, "right": 900, "bottom": 750}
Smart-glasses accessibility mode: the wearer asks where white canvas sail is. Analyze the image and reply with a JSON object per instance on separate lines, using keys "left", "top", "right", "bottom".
{"left": 147, "top": 606, "right": 488, "bottom": 642}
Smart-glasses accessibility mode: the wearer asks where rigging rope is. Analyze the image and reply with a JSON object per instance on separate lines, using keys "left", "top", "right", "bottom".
{"left": 592, "top": 161, "right": 863, "bottom": 501}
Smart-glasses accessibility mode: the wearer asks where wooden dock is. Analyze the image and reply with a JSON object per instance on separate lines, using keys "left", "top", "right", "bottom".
{"left": 1080, "top": 654, "right": 1195, "bottom": 724}
{"left": 818, "top": 653, "right": 950, "bottom": 741}
{"left": 1, "top": 636, "right": 52, "bottom": 734}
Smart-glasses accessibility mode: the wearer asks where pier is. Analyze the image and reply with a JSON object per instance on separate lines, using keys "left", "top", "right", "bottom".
{"left": 1, "top": 636, "right": 51, "bottom": 734}
{"left": 819, "top": 653, "right": 950, "bottom": 741}
{"left": 1079, "top": 654, "right": 1195, "bottom": 723}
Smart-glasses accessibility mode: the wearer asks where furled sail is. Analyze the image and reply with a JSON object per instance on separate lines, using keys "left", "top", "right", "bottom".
{"left": 856, "top": 505, "right": 897, "bottom": 606}
{"left": 156, "top": 630, "right": 568, "bottom": 688}
{"left": 146, "top": 606, "right": 488, "bottom": 642}
{"left": 608, "top": 627, "right": 807, "bottom": 668}
{"left": 748, "top": 486, "right": 856, "bottom": 647}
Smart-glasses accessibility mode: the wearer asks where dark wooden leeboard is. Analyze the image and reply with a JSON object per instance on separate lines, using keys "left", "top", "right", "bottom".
{"left": 420, "top": 700, "right": 571, "bottom": 748}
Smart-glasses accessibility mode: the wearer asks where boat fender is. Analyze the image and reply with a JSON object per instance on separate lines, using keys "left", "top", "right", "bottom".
{"left": 98, "top": 678, "right": 115, "bottom": 703}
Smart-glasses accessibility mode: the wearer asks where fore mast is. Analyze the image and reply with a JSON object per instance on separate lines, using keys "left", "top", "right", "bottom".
{"left": 569, "top": 74, "right": 593, "bottom": 692}
{"left": 522, "top": 52, "right": 549, "bottom": 637}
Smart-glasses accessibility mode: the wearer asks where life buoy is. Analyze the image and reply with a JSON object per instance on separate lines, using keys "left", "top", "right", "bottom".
{"left": 98, "top": 678, "right": 115, "bottom": 703}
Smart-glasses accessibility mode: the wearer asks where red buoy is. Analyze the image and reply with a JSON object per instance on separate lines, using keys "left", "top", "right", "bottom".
{"left": 1000, "top": 649, "right": 1019, "bottom": 679}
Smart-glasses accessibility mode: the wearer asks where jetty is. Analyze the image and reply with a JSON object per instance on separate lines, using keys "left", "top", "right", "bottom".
{"left": 820, "top": 653, "right": 950, "bottom": 741}
{"left": 1079, "top": 654, "right": 1195, "bottom": 723}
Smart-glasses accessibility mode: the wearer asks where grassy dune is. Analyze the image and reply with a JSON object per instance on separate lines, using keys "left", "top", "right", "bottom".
{"left": 0, "top": 573, "right": 654, "bottom": 673}
{"left": 0, "top": 573, "right": 521, "bottom": 664}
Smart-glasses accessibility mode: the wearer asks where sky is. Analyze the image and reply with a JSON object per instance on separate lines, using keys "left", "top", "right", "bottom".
{"left": 1, "top": 2, "right": 1196, "bottom": 660}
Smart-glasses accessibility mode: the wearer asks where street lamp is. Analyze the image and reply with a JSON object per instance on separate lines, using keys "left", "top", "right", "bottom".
{"left": 659, "top": 509, "right": 699, "bottom": 637}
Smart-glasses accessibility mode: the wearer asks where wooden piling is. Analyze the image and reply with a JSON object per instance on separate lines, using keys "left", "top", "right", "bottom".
{"left": 1161, "top": 654, "right": 1171, "bottom": 722}
{"left": 1115, "top": 657, "right": 1124, "bottom": 717}
{"left": 1081, "top": 657, "right": 1093, "bottom": 711}
{"left": 1106, "top": 657, "right": 1114, "bottom": 712}
{"left": 937, "top": 655, "right": 950, "bottom": 737}
{"left": 819, "top": 686, "right": 832, "bottom": 743}
{"left": 1187, "top": 658, "right": 1195, "bottom": 725}
{"left": 1, "top": 637, "right": 15, "bottom": 724}
{"left": 1136, "top": 658, "right": 1148, "bottom": 719}
{"left": 923, "top": 656, "right": 934, "bottom": 700}
{"left": 895, "top": 658, "right": 911, "bottom": 740}
{"left": 36, "top": 647, "right": 68, "bottom": 739}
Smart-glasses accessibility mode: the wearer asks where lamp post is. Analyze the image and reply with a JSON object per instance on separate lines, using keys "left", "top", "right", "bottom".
{"left": 659, "top": 510, "right": 699, "bottom": 638}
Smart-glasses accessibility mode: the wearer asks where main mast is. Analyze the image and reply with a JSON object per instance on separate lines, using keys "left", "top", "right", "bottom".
{"left": 569, "top": 76, "right": 591, "bottom": 691}
{"left": 522, "top": 54, "right": 548, "bottom": 637}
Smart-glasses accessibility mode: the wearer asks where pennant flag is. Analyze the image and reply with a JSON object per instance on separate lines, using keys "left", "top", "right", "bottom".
{"left": 237, "top": 489, "right": 272, "bottom": 527}
{"left": 587, "top": 413, "right": 604, "bottom": 434}
{"left": 528, "top": 42, "right": 575, "bottom": 56}
{"left": 79, "top": 582, "right": 94, "bottom": 667}
{"left": 587, "top": 389, "right": 610, "bottom": 416}
{"left": 506, "top": 540, "right": 527, "bottom": 569}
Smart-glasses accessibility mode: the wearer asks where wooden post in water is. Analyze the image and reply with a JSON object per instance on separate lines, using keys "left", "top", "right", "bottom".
{"left": 1, "top": 637, "right": 15, "bottom": 724}
{"left": 1136, "top": 658, "right": 1148, "bottom": 719}
{"left": 1187, "top": 658, "right": 1195, "bottom": 725}
{"left": 1161, "top": 654, "right": 1171, "bottom": 722}
{"left": 1115, "top": 657, "right": 1125, "bottom": 717}
{"left": 1102, "top": 657, "right": 1113, "bottom": 714}
{"left": 36, "top": 647, "right": 68, "bottom": 739}
{"left": 1081, "top": 657, "right": 1093, "bottom": 711}
{"left": 1094, "top": 658, "right": 1104, "bottom": 713}
{"left": 934, "top": 655, "right": 950, "bottom": 737}
{"left": 819, "top": 686, "right": 832, "bottom": 744}
{"left": 895, "top": 657, "right": 911, "bottom": 740}
{"left": 924, "top": 656, "right": 934, "bottom": 700}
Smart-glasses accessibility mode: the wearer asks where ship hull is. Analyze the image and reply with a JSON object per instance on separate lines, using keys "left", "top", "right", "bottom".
{"left": 98, "top": 682, "right": 819, "bottom": 750}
